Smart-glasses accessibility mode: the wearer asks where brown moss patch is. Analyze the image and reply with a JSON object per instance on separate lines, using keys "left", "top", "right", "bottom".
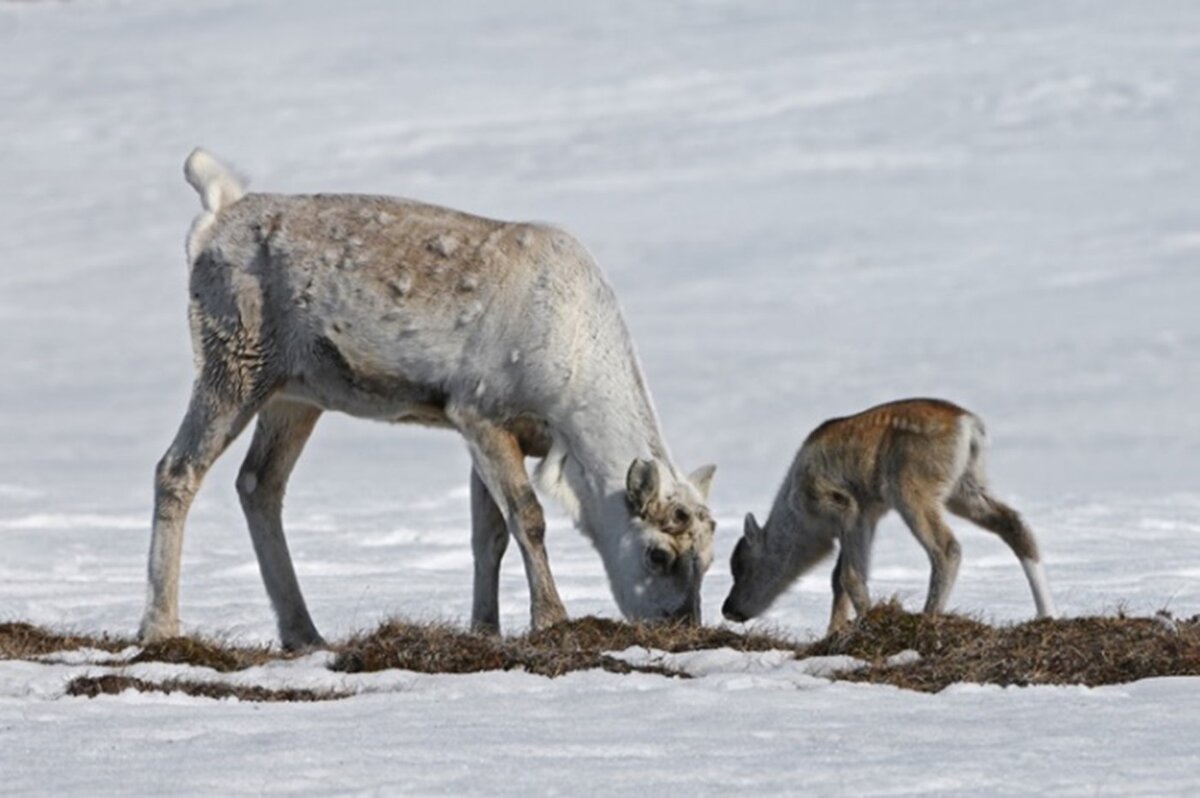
{"left": 809, "top": 601, "right": 1200, "bottom": 692}
{"left": 331, "top": 615, "right": 800, "bottom": 678}
{"left": 66, "top": 674, "right": 347, "bottom": 703}
{"left": 807, "top": 600, "right": 992, "bottom": 662}
{"left": 523, "top": 615, "right": 792, "bottom": 654}
{"left": 129, "top": 636, "right": 274, "bottom": 672}
{"left": 0, "top": 622, "right": 130, "bottom": 659}
{"left": 329, "top": 619, "right": 681, "bottom": 678}
{"left": 11, "top": 608, "right": 1200, "bottom": 696}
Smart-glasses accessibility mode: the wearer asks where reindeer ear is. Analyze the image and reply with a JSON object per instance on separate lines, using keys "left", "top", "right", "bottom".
{"left": 743, "top": 512, "right": 763, "bottom": 544}
{"left": 688, "top": 464, "right": 716, "bottom": 500}
{"left": 626, "top": 458, "right": 662, "bottom": 516}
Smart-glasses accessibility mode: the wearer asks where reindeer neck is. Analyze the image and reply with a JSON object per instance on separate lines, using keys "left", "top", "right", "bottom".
{"left": 567, "top": 378, "right": 671, "bottom": 496}
{"left": 765, "top": 481, "right": 829, "bottom": 578}
{"left": 547, "top": 337, "right": 675, "bottom": 544}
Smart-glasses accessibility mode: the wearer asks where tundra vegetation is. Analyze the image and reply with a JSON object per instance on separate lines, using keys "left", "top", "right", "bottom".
{"left": 7, "top": 605, "right": 1200, "bottom": 701}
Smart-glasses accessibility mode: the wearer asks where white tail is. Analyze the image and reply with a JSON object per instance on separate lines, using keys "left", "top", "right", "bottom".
{"left": 183, "top": 148, "right": 246, "bottom": 262}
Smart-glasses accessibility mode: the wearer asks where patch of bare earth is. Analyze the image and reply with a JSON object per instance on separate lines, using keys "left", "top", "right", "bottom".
{"left": 0, "top": 622, "right": 129, "bottom": 659}
{"left": 130, "top": 636, "right": 275, "bottom": 672}
{"left": 9, "top": 608, "right": 1200, "bottom": 700}
{"left": 809, "top": 601, "right": 1200, "bottom": 692}
{"left": 0, "top": 623, "right": 277, "bottom": 671}
{"left": 65, "top": 674, "right": 347, "bottom": 703}
{"left": 330, "top": 616, "right": 797, "bottom": 678}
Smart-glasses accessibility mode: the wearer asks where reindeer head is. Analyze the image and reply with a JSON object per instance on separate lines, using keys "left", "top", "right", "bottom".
{"left": 722, "top": 512, "right": 783, "bottom": 622}
{"left": 615, "top": 458, "right": 716, "bottom": 624}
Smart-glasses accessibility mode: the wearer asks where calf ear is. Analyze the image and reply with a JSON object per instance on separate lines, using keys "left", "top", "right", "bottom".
{"left": 824, "top": 488, "right": 857, "bottom": 517}
{"left": 626, "top": 458, "right": 662, "bottom": 516}
{"left": 688, "top": 464, "right": 717, "bottom": 500}
{"left": 743, "top": 512, "right": 763, "bottom": 544}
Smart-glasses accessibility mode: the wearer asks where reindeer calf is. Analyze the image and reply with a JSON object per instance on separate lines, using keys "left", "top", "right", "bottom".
{"left": 722, "top": 398, "right": 1057, "bottom": 631}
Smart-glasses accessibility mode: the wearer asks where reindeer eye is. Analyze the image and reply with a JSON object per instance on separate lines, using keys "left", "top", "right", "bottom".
{"left": 646, "top": 547, "right": 672, "bottom": 571}
{"left": 672, "top": 507, "right": 691, "bottom": 525}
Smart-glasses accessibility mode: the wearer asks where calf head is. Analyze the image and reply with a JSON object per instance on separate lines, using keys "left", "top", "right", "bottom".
{"left": 722, "top": 512, "right": 786, "bottom": 622}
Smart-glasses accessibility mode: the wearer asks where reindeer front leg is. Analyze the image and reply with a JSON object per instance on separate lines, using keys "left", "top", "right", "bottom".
{"left": 451, "top": 405, "right": 568, "bottom": 631}
{"left": 469, "top": 467, "right": 510, "bottom": 634}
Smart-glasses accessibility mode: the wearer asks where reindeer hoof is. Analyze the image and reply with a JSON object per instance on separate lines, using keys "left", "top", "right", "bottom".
{"left": 138, "top": 615, "right": 180, "bottom": 645}
{"left": 281, "top": 635, "right": 328, "bottom": 653}
{"left": 531, "top": 605, "right": 569, "bottom": 631}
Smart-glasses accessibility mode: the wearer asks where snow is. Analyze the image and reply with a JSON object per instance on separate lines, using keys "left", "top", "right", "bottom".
{"left": 2, "top": 0, "right": 1200, "bottom": 794}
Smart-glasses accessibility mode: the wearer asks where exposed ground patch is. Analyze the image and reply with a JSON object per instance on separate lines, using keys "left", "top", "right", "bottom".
{"left": 8, "top": 607, "right": 1200, "bottom": 699}
{"left": 811, "top": 601, "right": 1200, "bottom": 692}
{"left": 331, "top": 615, "right": 792, "bottom": 678}
{"left": 130, "top": 636, "right": 275, "bottom": 672}
{"left": 65, "top": 674, "right": 347, "bottom": 703}
{"left": 0, "top": 621, "right": 129, "bottom": 659}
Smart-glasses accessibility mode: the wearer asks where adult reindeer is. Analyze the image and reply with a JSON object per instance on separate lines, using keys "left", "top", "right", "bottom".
{"left": 139, "top": 149, "right": 716, "bottom": 649}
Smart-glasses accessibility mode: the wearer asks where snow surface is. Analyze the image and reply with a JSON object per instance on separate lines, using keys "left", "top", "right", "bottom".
{"left": 2, "top": 0, "right": 1200, "bottom": 794}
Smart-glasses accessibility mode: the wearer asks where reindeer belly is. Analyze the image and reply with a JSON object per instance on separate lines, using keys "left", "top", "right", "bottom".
{"left": 277, "top": 331, "right": 453, "bottom": 427}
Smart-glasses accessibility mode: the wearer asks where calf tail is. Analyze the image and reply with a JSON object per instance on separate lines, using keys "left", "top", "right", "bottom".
{"left": 947, "top": 412, "right": 990, "bottom": 500}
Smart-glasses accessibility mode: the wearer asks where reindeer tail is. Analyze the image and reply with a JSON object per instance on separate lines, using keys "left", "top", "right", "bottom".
{"left": 183, "top": 148, "right": 246, "bottom": 262}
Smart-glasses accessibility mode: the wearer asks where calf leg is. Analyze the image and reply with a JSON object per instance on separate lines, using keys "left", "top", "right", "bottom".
{"left": 836, "top": 521, "right": 875, "bottom": 621}
{"left": 897, "top": 497, "right": 962, "bottom": 615}
{"left": 828, "top": 552, "right": 854, "bottom": 633}
{"left": 948, "top": 486, "right": 1057, "bottom": 618}
{"left": 828, "top": 520, "right": 877, "bottom": 633}
{"left": 450, "top": 405, "right": 567, "bottom": 631}
{"left": 140, "top": 383, "right": 262, "bottom": 643}
{"left": 236, "top": 399, "right": 325, "bottom": 650}
{"left": 470, "top": 467, "right": 510, "bottom": 634}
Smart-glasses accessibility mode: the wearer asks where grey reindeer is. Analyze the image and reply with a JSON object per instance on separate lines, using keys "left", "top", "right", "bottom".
{"left": 722, "top": 398, "right": 1056, "bottom": 632}
{"left": 140, "top": 149, "right": 717, "bottom": 649}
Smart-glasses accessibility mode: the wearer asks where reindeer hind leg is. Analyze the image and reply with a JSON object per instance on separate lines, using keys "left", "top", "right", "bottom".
{"left": 140, "top": 378, "right": 264, "bottom": 643}
{"left": 237, "top": 399, "right": 325, "bottom": 650}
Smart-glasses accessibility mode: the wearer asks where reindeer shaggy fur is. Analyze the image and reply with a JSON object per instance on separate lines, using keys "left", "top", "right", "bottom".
{"left": 140, "top": 149, "right": 716, "bottom": 649}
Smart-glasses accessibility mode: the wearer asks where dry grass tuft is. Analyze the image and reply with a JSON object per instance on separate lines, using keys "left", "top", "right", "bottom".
{"left": 807, "top": 600, "right": 992, "bottom": 662}
{"left": 809, "top": 601, "right": 1200, "bottom": 692}
{"left": 10, "top": 607, "right": 1200, "bottom": 697}
{"left": 0, "top": 623, "right": 277, "bottom": 672}
{"left": 0, "top": 622, "right": 129, "bottom": 659}
{"left": 130, "top": 636, "right": 274, "bottom": 672}
{"left": 65, "top": 674, "right": 347, "bottom": 703}
{"left": 523, "top": 615, "right": 792, "bottom": 654}
{"left": 332, "top": 615, "right": 800, "bottom": 678}
{"left": 330, "top": 618, "right": 676, "bottom": 678}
